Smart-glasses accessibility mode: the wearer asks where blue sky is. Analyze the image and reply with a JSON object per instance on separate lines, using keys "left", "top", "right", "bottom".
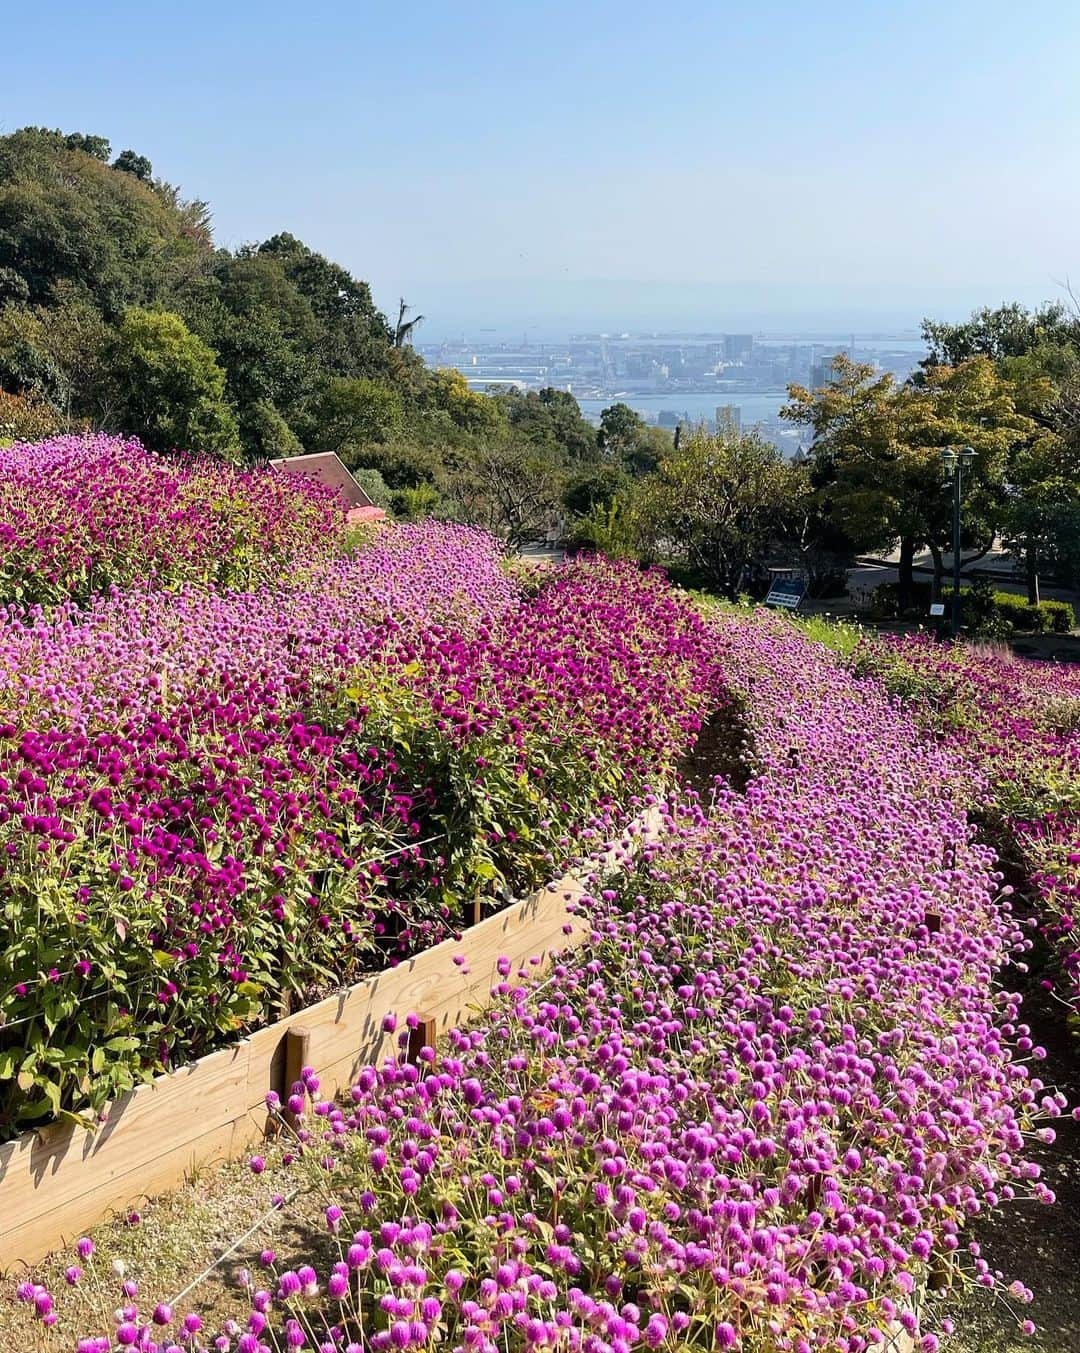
{"left": 5, "top": 1, "right": 1079, "bottom": 332}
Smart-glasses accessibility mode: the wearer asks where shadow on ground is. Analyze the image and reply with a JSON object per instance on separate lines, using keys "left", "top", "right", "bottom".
{"left": 942, "top": 976, "right": 1080, "bottom": 1352}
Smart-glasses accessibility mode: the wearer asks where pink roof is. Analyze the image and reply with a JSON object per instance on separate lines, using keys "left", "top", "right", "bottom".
{"left": 346, "top": 505, "right": 387, "bottom": 524}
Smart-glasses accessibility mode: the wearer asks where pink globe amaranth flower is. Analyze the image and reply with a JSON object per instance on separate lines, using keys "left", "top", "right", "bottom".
{"left": 250, "top": 1155, "right": 266, "bottom": 1174}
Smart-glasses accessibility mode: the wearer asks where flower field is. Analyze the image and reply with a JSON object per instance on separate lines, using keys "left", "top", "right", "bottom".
{"left": 0, "top": 436, "right": 347, "bottom": 606}
{"left": 849, "top": 636, "right": 1080, "bottom": 1021}
{"left": 9, "top": 608, "right": 1068, "bottom": 1352}
{"left": 0, "top": 437, "right": 724, "bottom": 1136}
{"left": 0, "top": 435, "right": 1076, "bottom": 1351}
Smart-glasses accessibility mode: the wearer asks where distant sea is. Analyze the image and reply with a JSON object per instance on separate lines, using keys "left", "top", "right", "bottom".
{"left": 576, "top": 391, "right": 790, "bottom": 427}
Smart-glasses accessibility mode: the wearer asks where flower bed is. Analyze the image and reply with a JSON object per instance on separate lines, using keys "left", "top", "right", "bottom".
{"left": 0, "top": 807, "right": 660, "bottom": 1268}
{"left": 850, "top": 634, "right": 1080, "bottom": 1019}
{"left": 0, "top": 435, "right": 347, "bottom": 606}
{"left": 0, "top": 541, "right": 724, "bottom": 1139}
{"left": 23, "top": 616, "right": 1057, "bottom": 1352}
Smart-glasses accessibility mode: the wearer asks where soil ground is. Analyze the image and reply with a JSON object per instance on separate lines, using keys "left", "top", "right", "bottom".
{"left": 940, "top": 975, "right": 1080, "bottom": 1353}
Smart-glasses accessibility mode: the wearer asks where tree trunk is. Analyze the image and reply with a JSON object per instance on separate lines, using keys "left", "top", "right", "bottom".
{"left": 897, "top": 536, "right": 916, "bottom": 610}
{"left": 1026, "top": 537, "right": 1040, "bottom": 606}
{"left": 928, "top": 542, "right": 945, "bottom": 601}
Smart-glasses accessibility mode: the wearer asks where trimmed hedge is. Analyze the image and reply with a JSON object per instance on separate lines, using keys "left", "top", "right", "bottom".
{"left": 869, "top": 580, "right": 1074, "bottom": 633}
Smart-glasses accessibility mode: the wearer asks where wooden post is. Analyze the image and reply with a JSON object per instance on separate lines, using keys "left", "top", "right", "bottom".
{"left": 924, "top": 912, "right": 941, "bottom": 936}
{"left": 406, "top": 1016, "right": 437, "bottom": 1065}
{"left": 283, "top": 1026, "right": 311, "bottom": 1128}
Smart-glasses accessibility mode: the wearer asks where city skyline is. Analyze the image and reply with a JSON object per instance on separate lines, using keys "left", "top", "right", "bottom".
{"left": 417, "top": 326, "right": 925, "bottom": 450}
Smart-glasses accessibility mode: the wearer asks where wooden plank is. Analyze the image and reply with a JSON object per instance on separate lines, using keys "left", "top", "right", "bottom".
{"left": 0, "top": 810, "right": 660, "bottom": 1266}
{"left": 1, "top": 1117, "right": 245, "bottom": 1267}
{"left": 406, "top": 1016, "right": 437, "bottom": 1065}
{"left": 0, "top": 1042, "right": 252, "bottom": 1232}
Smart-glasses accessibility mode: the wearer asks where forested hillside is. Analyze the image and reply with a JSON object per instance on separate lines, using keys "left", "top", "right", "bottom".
{"left": 0, "top": 127, "right": 679, "bottom": 535}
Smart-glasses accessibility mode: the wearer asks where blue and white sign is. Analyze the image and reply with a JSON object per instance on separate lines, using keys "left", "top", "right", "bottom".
{"left": 764, "top": 577, "right": 807, "bottom": 609}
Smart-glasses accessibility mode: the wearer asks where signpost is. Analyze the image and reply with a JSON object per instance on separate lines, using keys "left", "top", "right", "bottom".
{"left": 763, "top": 577, "right": 807, "bottom": 609}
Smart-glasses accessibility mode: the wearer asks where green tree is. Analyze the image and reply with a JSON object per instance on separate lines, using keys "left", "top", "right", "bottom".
{"left": 112, "top": 150, "right": 153, "bottom": 182}
{"left": 305, "top": 377, "right": 404, "bottom": 457}
{"left": 562, "top": 463, "right": 628, "bottom": 518}
{"left": 921, "top": 302, "right": 1079, "bottom": 368}
{"left": 0, "top": 127, "right": 212, "bottom": 316}
{"left": 920, "top": 302, "right": 1080, "bottom": 599}
{"left": 597, "top": 402, "right": 669, "bottom": 474}
{"left": 105, "top": 308, "right": 239, "bottom": 456}
{"left": 493, "top": 387, "right": 597, "bottom": 461}
{"left": 598, "top": 403, "right": 645, "bottom": 458}
{"left": 185, "top": 297, "right": 312, "bottom": 456}
{"left": 63, "top": 132, "right": 111, "bottom": 161}
{"left": 0, "top": 295, "right": 110, "bottom": 427}
{"left": 784, "top": 355, "right": 1039, "bottom": 604}
{"left": 423, "top": 367, "right": 505, "bottom": 438}
{"left": 635, "top": 426, "right": 805, "bottom": 598}
{"left": 256, "top": 233, "right": 401, "bottom": 381}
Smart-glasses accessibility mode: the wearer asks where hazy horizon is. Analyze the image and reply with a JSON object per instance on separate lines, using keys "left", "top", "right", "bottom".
{"left": 387, "top": 278, "right": 1074, "bottom": 342}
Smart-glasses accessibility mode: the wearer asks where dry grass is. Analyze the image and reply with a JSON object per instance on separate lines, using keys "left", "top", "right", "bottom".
{"left": 0, "top": 1138, "right": 331, "bottom": 1353}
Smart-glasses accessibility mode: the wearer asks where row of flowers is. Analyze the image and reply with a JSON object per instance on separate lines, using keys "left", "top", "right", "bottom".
{"left": 849, "top": 634, "right": 1080, "bottom": 1019}
{"left": 0, "top": 529, "right": 725, "bottom": 1138}
{"left": 19, "top": 614, "right": 1059, "bottom": 1351}
{"left": 0, "top": 435, "right": 348, "bottom": 607}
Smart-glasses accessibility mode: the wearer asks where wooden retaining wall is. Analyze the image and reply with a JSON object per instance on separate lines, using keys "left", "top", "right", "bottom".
{"left": 0, "top": 813, "right": 658, "bottom": 1267}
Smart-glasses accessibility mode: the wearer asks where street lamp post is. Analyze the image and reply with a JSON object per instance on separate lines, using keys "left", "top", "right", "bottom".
{"left": 940, "top": 446, "right": 975, "bottom": 639}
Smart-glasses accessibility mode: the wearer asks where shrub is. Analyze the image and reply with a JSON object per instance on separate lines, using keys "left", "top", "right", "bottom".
{"left": 0, "top": 389, "right": 62, "bottom": 443}
{"left": 942, "top": 584, "right": 1075, "bottom": 635}
{"left": 869, "top": 578, "right": 1075, "bottom": 634}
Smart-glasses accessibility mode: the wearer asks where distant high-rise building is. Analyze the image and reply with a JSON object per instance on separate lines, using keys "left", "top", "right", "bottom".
{"left": 810, "top": 356, "right": 842, "bottom": 389}
{"left": 716, "top": 404, "right": 742, "bottom": 434}
{"left": 724, "top": 334, "right": 754, "bottom": 362}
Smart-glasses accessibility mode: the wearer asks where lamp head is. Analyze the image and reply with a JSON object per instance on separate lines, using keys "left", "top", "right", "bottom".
{"left": 941, "top": 447, "right": 958, "bottom": 474}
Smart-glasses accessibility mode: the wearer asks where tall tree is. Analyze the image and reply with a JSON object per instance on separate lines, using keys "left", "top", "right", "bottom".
{"left": 448, "top": 440, "right": 565, "bottom": 547}
{"left": 784, "top": 355, "right": 1039, "bottom": 604}
{"left": 0, "top": 127, "right": 212, "bottom": 316}
{"left": 634, "top": 426, "right": 805, "bottom": 598}
{"left": 303, "top": 376, "right": 404, "bottom": 457}
{"left": 392, "top": 298, "right": 424, "bottom": 347}
{"left": 104, "top": 308, "right": 239, "bottom": 457}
